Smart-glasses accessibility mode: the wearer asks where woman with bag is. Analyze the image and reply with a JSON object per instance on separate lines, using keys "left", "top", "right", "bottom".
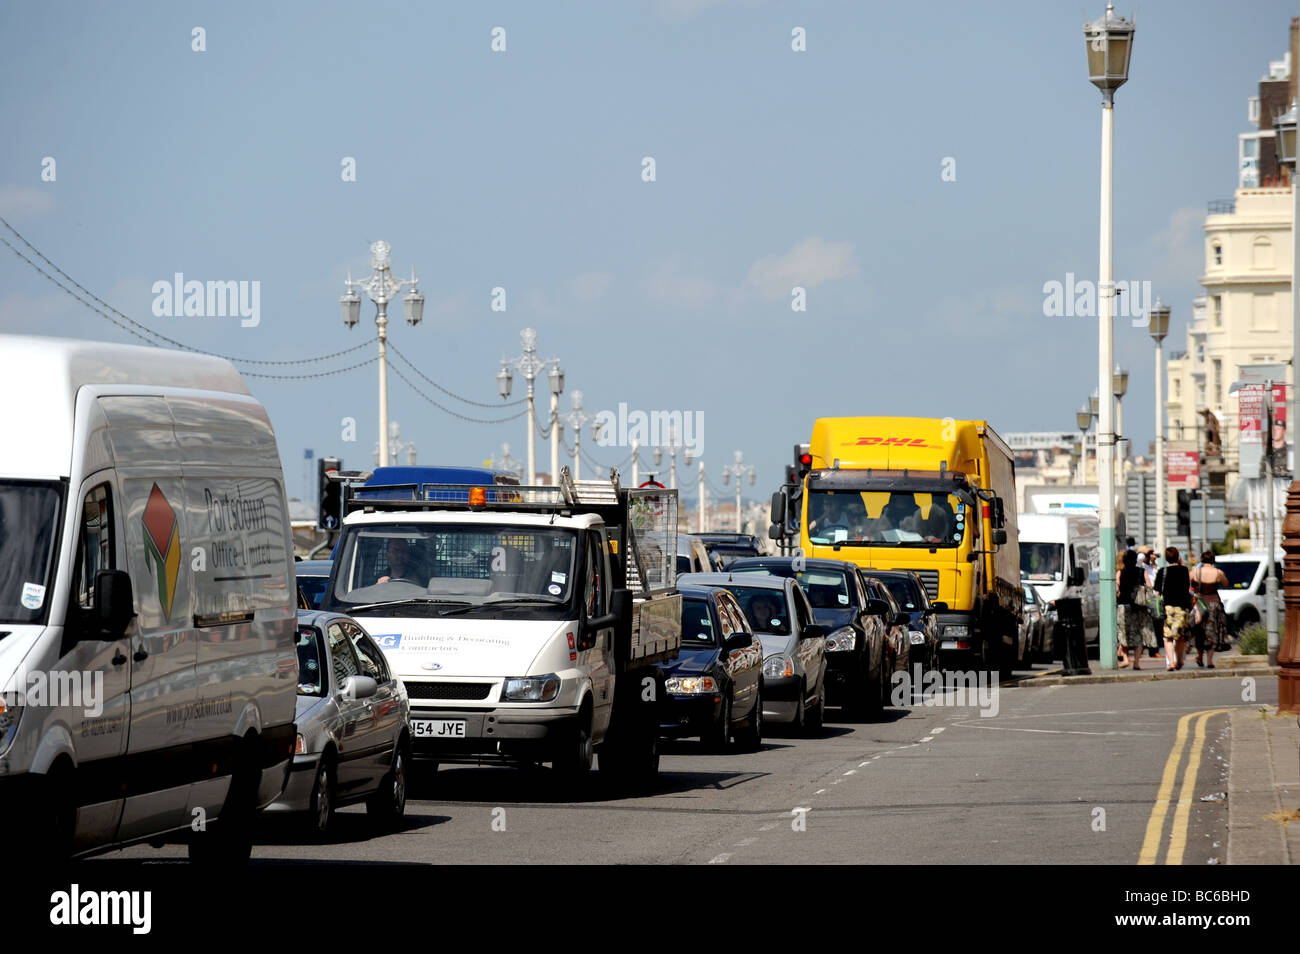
{"left": 1153, "top": 547, "right": 1191, "bottom": 671}
{"left": 1190, "top": 550, "right": 1229, "bottom": 668}
{"left": 1116, "top": 549, "right": 1148, "bottom": 669}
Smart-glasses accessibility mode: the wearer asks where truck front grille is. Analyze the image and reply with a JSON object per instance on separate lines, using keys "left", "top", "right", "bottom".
{"left": 902, "top": 569, "right": 940, "bottom": 601}
{"left": 406, "top": 681, "right": 493, "bottom": 701}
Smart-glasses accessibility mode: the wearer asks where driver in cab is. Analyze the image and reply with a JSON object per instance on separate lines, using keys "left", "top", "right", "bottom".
{"left": 377, "top": 538, "right": 420, "bottom": 585}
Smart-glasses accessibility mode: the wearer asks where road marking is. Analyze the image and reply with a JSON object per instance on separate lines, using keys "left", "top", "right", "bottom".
{"left": 814, "top": 789, "right": 826, "bottom": 794}
{"left": 859, "top": 761, "right": 870, "bottom": 767}
{"left": 1166, "top": 710, "right": 1225, "bottom": 865}
{"left": 709, "top": 853, "right": 732, "bottom": 864}
{"left": 931, "top": 727, "right": 945, "bottom": 734}
{"left": 735, "top": 837, "right": 756, "bottom": 847}
{"left": 1138, "top": 708, "right": 1228, "bottom": 866}
{"left": 919, "top": 736, "right": 934, "bottom": 742}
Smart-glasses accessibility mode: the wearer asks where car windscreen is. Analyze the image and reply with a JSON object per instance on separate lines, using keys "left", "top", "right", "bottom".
{"left": 720, "top": 585, "right": 791, "bottom": 635}
{"left": 1219, "top": 561, "right": 1260, "bottom": 590}
{"left": 0, "top": 480, "right": 64, "bottom": 625}
{"left": 731, "top": 565, "right": 854, "bottom": 610}
{"left": 872, "top": 576, "right": 922, "bottom": 612}
{"left": 324, "top": 522, "right": 579, "bottom": 616}
{"left": 681, "top": 598, "right": 719, "bottom": 646}
{"left": 296, "top": 625, "right": 327, "bottom": 697}
{"left": 806, "top": 490, "right": 967, "bottom": 547}
{"left": 1021, "top": 542, "right": 1064, "bottom": 581}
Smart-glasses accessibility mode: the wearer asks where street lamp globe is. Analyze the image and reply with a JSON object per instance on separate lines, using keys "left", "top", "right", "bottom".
{"left": 1113, "top": 364, "right": 1128, "bottom": 399}
{"left": 1276, "top": 100, "right": 1298, "bottom": 169}
{"left": 1089, "top": 390, "right": 1100, "bottom": 419}
{"left": 1076, "top": 405, "right": 1092, "bottom": 432}
{"left": 1084, "top": 3, "right": 1135, "bottom": 97}
{"left": 403, "top": 281, "right": 425, "bottom": 326}
{"left": 340, "top": 289, "right": 361, "bottom": 328}
{"left": 653, "top": 447, "right": 663, "bottom": 467}
{"left": 1148, "top": 298, "right": 1170, "bottom": 342}
{"left": 549, "top": 364, "right": 564, "bottom": 396}
{"left": 497, "top": 364, "right": 513, "bottom": 400}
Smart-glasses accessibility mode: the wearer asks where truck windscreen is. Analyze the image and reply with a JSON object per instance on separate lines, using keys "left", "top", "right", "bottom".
{"left": 0, "top": 479, "right": 64, "bottom": 625}
{"left": 806, "top": 490, "right": 967, "bottom": 548}
{"left": 324, "top": 522, "right": 580, "bottom": 615}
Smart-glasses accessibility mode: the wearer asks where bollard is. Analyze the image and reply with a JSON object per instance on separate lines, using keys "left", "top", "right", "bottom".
{"left": 1056, "top": 596, "right": 1091, "bottom": 677}
{"left": 1279, "top": 483, "right": 1300, "bottom": 711}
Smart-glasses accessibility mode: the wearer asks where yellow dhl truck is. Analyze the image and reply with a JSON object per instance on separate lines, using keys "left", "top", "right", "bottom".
{"left": 797, "top": 417, "right": 1022, "bottom": 671}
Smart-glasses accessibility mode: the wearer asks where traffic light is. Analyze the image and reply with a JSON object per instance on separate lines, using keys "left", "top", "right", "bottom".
{"left": 1176, "top": 489, "right": 1191, "bottom": 538}
{"left": 793, "top": 442, "right": 812, "bottom": 477}
{"left": 318, "top": 457, "right": 342, "bottom": 531}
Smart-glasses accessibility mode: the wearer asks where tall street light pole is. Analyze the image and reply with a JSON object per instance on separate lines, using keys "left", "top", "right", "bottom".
{"left": 1085, "top": 1, "right": 1135, "bottom": 671}
{"left": 341, "top": 240, "right": 424, "bottom": 469}
{"left": 722, "top": 450, "right": 756, "bottom": 533}
{"left": 1149, "top": 299, "right": 1171, "bottom": 554}
{"left": 565, "top": 390, "right": 598, "bottom": 481}
{"left": 1076, "top": 405, "right": 1092, "bottom": 484}
{"left": 1114, "top": 363, "right": 1129, "bottom": 507}
{"left": 496, "top": 329, "right": 561, "bottom": 484}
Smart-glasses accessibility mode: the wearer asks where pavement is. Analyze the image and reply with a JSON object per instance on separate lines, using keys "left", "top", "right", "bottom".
{"left": 1226, "top": 705, "right": 1300, "bottom": 864}
{"left": 1009, "top": 646, "right": 1278, "bottom": 688}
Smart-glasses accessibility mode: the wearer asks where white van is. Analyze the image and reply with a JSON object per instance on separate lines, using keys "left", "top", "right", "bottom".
{"left": 1018, "top": 512, "right": 1100, "bottom": 645}
{"left": 0, "top": 335, "right": 298, "bottom": 860}
{"left": 1211, "top": 551, "right": 1283, "bottom": 633}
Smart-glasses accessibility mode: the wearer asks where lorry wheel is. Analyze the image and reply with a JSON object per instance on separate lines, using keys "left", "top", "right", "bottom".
{"left": 704, "top": 694, "right": 731, "bottom": 752}
{"left": 735, "top": 690, "right": 763, "bottom": 752}
{"left": 367, "top": 741, "right": 408, "bottom": 827}
{"left": 553, "top": 708, "right": 594, "bottom": 780}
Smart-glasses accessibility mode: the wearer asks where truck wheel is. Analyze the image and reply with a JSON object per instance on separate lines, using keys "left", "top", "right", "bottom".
{"left": 367, "top": 740, "right": 408, "bottom": 827}
{"left": 704, "top": 694, "right": 731, "bottom": 752}
{"left": 734, "top": 689, "right": 763, "bottom": 752}
{"left": 553, "top": 706, "right": 594, "bottom": 780}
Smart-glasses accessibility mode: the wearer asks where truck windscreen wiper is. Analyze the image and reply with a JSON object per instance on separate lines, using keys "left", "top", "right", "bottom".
{"left": 440, "top": 595, "right": 564, "bottom": 615}
{"left": 345, "top": 598, "right": 472, "bottom": 613}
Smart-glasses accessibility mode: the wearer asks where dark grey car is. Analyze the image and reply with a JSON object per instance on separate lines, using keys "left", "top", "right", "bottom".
{"left": 266, "top": 610, "right": 411, "bottom": 835}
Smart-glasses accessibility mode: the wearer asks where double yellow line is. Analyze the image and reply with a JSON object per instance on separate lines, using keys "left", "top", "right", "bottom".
{"left": 1138, "top": 708, "right": 1229, "bottom": 865}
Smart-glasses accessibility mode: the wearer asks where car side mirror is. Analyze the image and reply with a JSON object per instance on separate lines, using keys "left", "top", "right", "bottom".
{"left": 992, "top": 528, "right": 1007, "bottom": 545}
{"left": 339, "top": 674, "right": 377, "bottom": 700}
{"left": 929, "top": 601, "right": 948, "bottom": 612}
{"left": 802, "top": 624, "right": 824, "bottom": 641}
{"left": 91, "top": 569, "right": 135, "bottom": 641}
{"left": 865, "top": 598, "right": 890, "bottom": 618}
{"left": 609, "top": 588, "right": 633, "bottom": 658}
{"left": 724, "top": 632, "right": 751, "bottom": 654}
{"left": 1069, "top": 567, "right": 1085, "bottom": 587}
{"left": 768, "top": 524, "right": 782, "bottom": 540}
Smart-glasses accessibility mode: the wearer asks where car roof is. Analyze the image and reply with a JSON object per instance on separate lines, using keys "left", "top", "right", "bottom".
{"left": 295, "top": 560, "right": 333, "bottom": 574}
{"left": 680, "top": 571, "right": 789, "bottom": 591}
{"left": 296, "top": 608, "right": 355, "bottom": 628}
{"left": 728, "top": 556, "right": 855, "bottom": 573}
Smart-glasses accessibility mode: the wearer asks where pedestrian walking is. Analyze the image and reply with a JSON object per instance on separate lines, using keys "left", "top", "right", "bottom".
{"left": 1190, "top": 550, "right": 1229, "bottom": 668}
{"left": 1154, "top": 547, "right": 1191, "bottom": 671}
{"left": 1136, "top": 550, "right": 1160, "bottom": 656}
{"left": 1116, "top": 549, "right": 1148, "bottom": 669}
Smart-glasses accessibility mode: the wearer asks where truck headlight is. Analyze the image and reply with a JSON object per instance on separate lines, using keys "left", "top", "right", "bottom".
{"left": 942, "top": 625, "right": 969, "bottom": 639}
{"left": 763, "top": 655, "right": 794, "bottom": 678}
{"left": 0, "top": 696, "right": 21, "bottom": 756}
{"left": 666, "top": 675, "right": 717, "bottom": 695}
{"left": 824, "top": 627, "right": 857, "bottom": 652}
{"left": 502, "top": 674, "right": 561, "bottom": 702}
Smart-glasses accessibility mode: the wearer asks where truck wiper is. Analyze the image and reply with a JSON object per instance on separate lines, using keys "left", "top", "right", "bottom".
{"left": 345, "top": 598, "right": 471, "bottom": 613}
{"left": 440, "top": 595, "right": 563, "bottom": 616}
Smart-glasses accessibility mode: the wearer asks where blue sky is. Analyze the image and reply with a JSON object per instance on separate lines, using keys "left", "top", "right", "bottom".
{"left": 0, "top": 0, "right": 1293, "bottom": 506}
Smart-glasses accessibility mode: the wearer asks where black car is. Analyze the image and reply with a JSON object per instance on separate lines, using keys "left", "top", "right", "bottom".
{"left": 657, "top": 584, "right": 765, "bottom": 750}
{"left": 860, "top": 569, "right": 941, "bottom": 674}
{"left": 727, "top": 557, "right": 897, "bottom": 719}
{"left": 691, "top": 532, "right": 763, "bottom": 570}
{"left": 295, "top": 559, "right": 333, "bottom": 609}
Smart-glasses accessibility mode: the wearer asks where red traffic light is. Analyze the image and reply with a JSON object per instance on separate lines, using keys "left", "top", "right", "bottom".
{"left": 800, "top": 453, "right": 812, "bottom": 466}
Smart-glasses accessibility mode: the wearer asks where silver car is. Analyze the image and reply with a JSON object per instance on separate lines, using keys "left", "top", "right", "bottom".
{"left": 267, "top": 610, "right": 411, "bottom": 834}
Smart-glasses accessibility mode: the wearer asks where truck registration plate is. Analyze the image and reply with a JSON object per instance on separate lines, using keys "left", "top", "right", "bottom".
{"left": 413, "top": 719, "right": 466, "bottom": 738}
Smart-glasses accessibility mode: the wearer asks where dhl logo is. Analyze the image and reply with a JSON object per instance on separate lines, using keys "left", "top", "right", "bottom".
{"left": 844, "top": 437, "right": 937, "bottom": 448}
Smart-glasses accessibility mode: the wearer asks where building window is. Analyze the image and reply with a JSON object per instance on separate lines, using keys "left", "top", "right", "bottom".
{"left": 1172, "top": 378, "right": 1181, "bottom": 399}
{"left": 1252, "top": 236, "right": 1274, "bottom": 269}
{"left": 1212, "top": 242, "right": 1223, "bottom": 266}
{"left": 1196, "top": 341, "right": 1205, "bottom": 364}
{"left": 1213, "top": 359, "right": 1222, "bottom": 405}
{"left": 1212, "top": 295, "right": 1222, "bottom": 328}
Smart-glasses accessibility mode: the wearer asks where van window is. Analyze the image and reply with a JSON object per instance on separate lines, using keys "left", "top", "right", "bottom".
{"left": 584, "top": 532, "right": 605, "bottom": 617}
{"left": 0, "top": 479, "right": 64, "bottom": 625}
{"left": 76, "top": 484, "right": 115, "bottom": 610}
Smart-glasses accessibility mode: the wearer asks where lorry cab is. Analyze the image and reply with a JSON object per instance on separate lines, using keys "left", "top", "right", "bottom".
{"left": 0, "top": 334, "right": 298, "bottom": 860}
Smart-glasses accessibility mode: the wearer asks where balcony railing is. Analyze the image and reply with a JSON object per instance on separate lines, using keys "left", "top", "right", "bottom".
{"left": 1207, "top": 199, "right": 1236, "bottom": 214}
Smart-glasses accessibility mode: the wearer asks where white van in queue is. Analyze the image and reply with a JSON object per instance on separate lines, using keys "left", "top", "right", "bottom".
{"left": 0, "top": 335, "right": 298, "bottom": 860}
{"left": 1018, "top": 512, "right": 1100, "bottom": 646}
{"left": 1213, "top": 551, "right": 1283, "bottom": 633}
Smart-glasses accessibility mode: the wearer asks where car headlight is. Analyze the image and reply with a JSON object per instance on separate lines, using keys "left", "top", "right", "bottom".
{"left": 824, "top": 627, "right": 857, "bottom": 652}
{"left": 0, "top": 696, "right": 20, "bottom": 755}
{"left": 502, "top": 674, "right": 561, "bottom": 702}
{"left": 942, "top": 625, "right": 969, "bottom": 639}
{"left": 908, "top": 629, "right": 926, "bottom": 645}
{"left": 763, "top": 655, "right": 795, "bottom": 678}
{"left": 666, "top": 675, "right": 718, "bottom": 695}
